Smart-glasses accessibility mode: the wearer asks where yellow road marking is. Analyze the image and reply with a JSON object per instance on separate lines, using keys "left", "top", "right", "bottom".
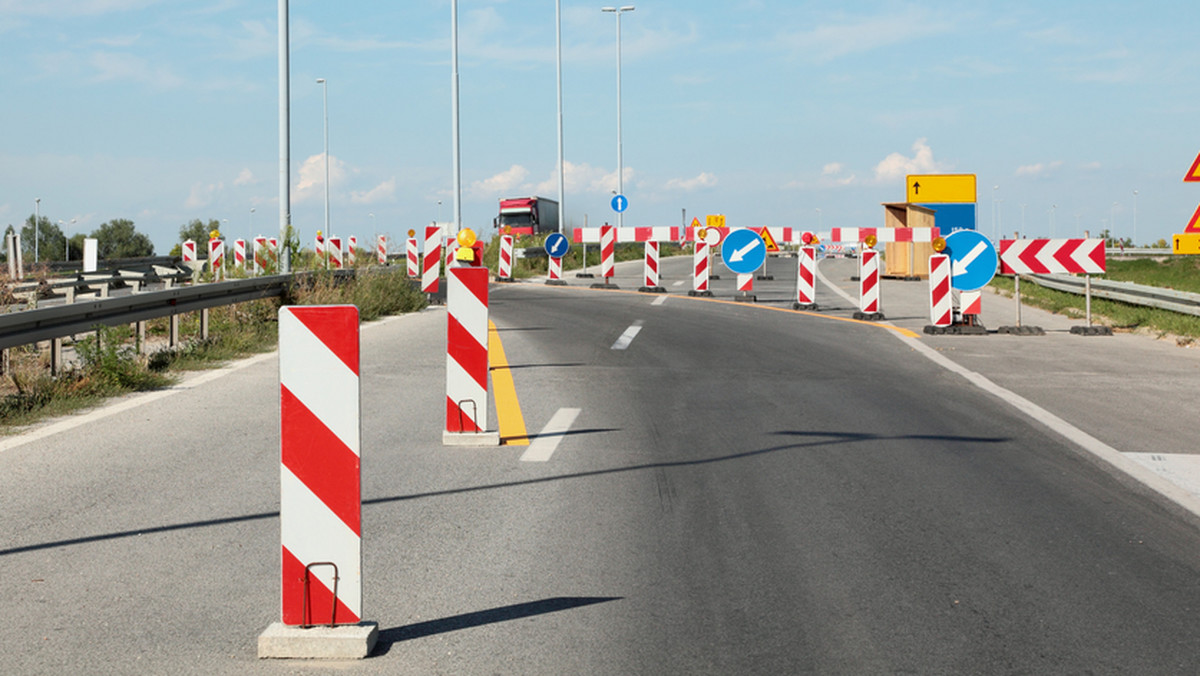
{"left": 488, "top": 320, "right": 529, "bottom": 446}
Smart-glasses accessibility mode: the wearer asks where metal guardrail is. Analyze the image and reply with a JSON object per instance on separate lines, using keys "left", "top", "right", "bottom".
{"left": 0, "top": 269, "right": 356, "bottom": 351}
{"left": 1021, "top": 274, "right": 1200, "bottom": 317}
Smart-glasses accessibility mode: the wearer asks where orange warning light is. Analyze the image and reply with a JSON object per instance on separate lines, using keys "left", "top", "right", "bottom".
{"left": 407, "top": 229, "right": 416, "bottom": 238}
{"left": 932, "top": 236, "right": 947, "bottom": 252}
{"left": 456, "top": 228, "right": 477, "bottom": 248}
{"left": 864, "top": 234, "right": 878, "bottom": 248}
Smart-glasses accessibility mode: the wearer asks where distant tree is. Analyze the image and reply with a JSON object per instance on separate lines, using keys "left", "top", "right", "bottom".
{"left": 90, "top": 219, "right": 154, "bottom": 259}
{"left": 179, "top": 218, "right": 222, "bottom": 246}
{"left": 21, "top": 214, "right": 66, "bottom": 264}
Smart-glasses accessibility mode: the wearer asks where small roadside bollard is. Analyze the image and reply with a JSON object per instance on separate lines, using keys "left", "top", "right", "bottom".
{"left": 445, "top": 228, "right": 500, "bottom": 446}
{"left": 258, "top": 305, "right": 377, "bottom": 660}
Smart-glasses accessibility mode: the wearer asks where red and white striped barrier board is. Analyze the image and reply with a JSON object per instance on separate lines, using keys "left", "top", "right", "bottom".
{"left": 600, "top": 225, "right": 616, "bottom": 279}
{"left": 796, "top": 246, "right": 817, "bottom": 306}
{"left": 827, "top": 227, "right": 940, "bottom": 243}
{"left": 406, "top": 237, "right": 418, "bottom": 278}
{"left": 209, "top": 239, "right": 224, "bottom": 280}
{"left": 268, "top": 238, "right": 279, "bottom": 270}
{"left": 693, "top": 241, "right": 710, "bottom": 292}
{"left": 444, "top": 240, "right": 459, "bottom": 268}
{"left": 328, "top": 237, "right": 343, "bottom": 270}
{"left": 738, "top": 272, "right": 753, "bottom": 293}
{"left": 961, "top": 290, "right": 982, "bottom": 316}
{"left": 859, "top": 249, "right": 880, "bottom": 313}
{"left": 446, "top": 267, "right": 490, "bottom": 434}
{"left": 644, "top": 241, "right": 660, "bottom": 287}
{"left": 999, "top": 238, "right": 1105, "bottom": 275}
{"left": 347, "top": 236, "right": 357, "bottom": 267}
{"left": 548, "top": 253, "right": 563, "bottom": 281}
{"left": 278, "top": 305, "right": 362, "bottom": 626}
{"left": 315, "top": 235, "right": 326, "bottom": 265}
{"left": 234, "top": 239, "right": 246, "bottom": 269}
{"left": 182, "top": 239, "right": 197, "bottom": 264}
{"left": 422, "top": 227, "right": 441, "bottom": 293}
{"left": 498, "top": 235, "right": 514, "bottom": 280}
{"left": 254, "top": 237, "right": 269, "bottom": 275}
{"left": 573, "top": 226, "right": 680, "bottom": 243}
{"left": 376, "top": 235, "right": 387, "bottom": 265}
{"left": 929, "top": 254, "right": 952, "bottom": 327}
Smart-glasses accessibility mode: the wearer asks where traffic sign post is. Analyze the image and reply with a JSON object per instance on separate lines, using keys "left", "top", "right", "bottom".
{"left": 544, "top": 232, "right": 569, "bottom": 286}
{"left": 999, "top": 237, "right": 1107, "bottom": 336}
{"left": 721, "top": 228, "right": 764, "bottom": 302}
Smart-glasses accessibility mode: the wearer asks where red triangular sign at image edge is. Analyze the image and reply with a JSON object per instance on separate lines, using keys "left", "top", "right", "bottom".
{"left": 1185, "top": 152, "right": 1200, "bottom": 183}
{"left": 1187, "top": 204, "right": 1200, "bottom": 233}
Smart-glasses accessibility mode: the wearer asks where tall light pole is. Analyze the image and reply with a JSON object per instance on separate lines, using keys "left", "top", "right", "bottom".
{"left": 1050, "top": 204, "right": 1057, "bottom": 238}
{"left": 64, "top": 218, "right": 75, "bottom": 261}
{"left": 556, "top": 0, "right": 565, "bottom": 234}
{"left": 602, "top": 6, "right": 634, "bottom": 228}
{"left": 451, "top": 0, "right": 462, "bottom": 234}
{"left": 991, "top": 185, "right": 998, "bottom": 240}
{"left": 250, "top": 206, "right": 256, "bottom": 241}
{"left": 278, "top": 0, "right": 291, "bottom": 272}
{"left": 316, "top": 78, "right": 330, "bottom": 240}
{"left": 1132, "top": 189, "right": 1139, "bottom": 245}
{"left": 1111, "top": 201, "right": 1119, "bottom": 241}
{"left": 34, "top": 197, "right": 40, "bottom": 263}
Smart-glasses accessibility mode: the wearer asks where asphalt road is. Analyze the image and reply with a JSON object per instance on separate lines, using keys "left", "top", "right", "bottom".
{"left": 4, "top": 254, "right": 1200, "bottom": 674}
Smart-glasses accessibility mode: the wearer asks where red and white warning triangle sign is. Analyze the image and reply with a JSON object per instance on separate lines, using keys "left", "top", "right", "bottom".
{"left": 1185, "top": 205, "right": 1200, "bottom": 233}
{"left": 758, "top": 227, "right": 779, "bottom": 252}
{"left": 1185, "top": 151, "right": 1200, "bottom": 183}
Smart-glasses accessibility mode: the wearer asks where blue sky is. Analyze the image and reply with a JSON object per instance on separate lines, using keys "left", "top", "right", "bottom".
{"left": 2, "top": 0, "right": 1199, "bottom": 253}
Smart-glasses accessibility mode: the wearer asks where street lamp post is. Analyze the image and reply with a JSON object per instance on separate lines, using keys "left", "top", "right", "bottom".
{"left": 64, "top": 218, "right": 75, "bottom": 261}
{"left": 250, "top": 207, "right": 256, "bottom": 242}
{"left": 34, "top": 197, "right": 40, "bottom": 263}
{"left": 316, "top": 78, "right": 330, "bottom": 241}
{"left": 1132, "top": 190, "right": 1139, "bottom": 245}
{"left": 602, "top": 5, "right": 634, "bottom": 228}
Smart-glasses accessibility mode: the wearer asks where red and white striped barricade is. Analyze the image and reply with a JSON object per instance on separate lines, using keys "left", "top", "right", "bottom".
{"left": 182, "top": 239, "right": 197, "bottom": 265}
{"left": 234, "top": 239, "right": 246, "bottom": 270}
{"left": 254, "top": 236, "right": 269, "bottom": 275}
{"left": 497, "top": 234, "right": 514, "bottom": 281}
{"left": 961, "top": 290, "right": 982, "bottom": 317}
{"left": 328, "top": 237, "right": 343, "bottom": 270}
{"left": 689, "top": 241, "right": 712, "bottom": 296}
{"left": 444, "top": 266, "right": 499, "bottom": 445}
{"left": 406, "top": 237, "right": 418, "bottom": 278}
{"left": 376, "top": 234, "right": 387, "bottom": 266}
{"left": 262, "top": 305, "right": 374, "bottom": 658}
{"left": 855, "top": 249, "right": 883, "bottom": 319}
{"left": 347, "top": 236, "right": 357, "bottom": 267}
{"left": 315, "top": 235, "right": 326, "bottom": 267}
{"left": 572, "top": 226, "right": 681, "bottom": 243}
{"left": 736, "top": 272, "right": 755, "bottom": 302}
{"left": 827, "top": 227, "right": 940, "bottom": 243}
{"left": 593, "top": 224, "right": 617, "bottom": 288}
{"left": 639, "top": 241, "right": 664, "bottom": 292}
{"left": 546, "top": 253, "right": 565, "bottom": 285}
{"left": 999, "top": 238, "right": 1104, "bottom": 332}
{"left": 208, "top": 239, "right": 225, "bottom": 281}
{"left": 268, "top": 238, "right": 279, "bottom": 270}
{"left": 928, "top": 254, "right": 952, "bottom": 327}
{"left": 422, "top": 227, "right": 442, "bottom": 294}
{"left": 794, "top": 246, "right": 818, "bottom": 310}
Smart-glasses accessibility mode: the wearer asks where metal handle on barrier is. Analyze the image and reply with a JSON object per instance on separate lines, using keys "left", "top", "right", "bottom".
{"left": 456, "top": 399, "right": 479, "bottom": 433}
{"left": 301, "top": 561, "right": 340, "bottom": 628}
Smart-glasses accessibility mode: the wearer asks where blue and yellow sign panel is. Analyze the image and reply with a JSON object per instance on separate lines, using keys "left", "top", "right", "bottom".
{"left": 908, "top": 173, "right": 977, "bottom": 232}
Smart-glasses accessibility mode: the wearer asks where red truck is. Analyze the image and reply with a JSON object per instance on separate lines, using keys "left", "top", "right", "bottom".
{"left": 494, "top": 196, "right": 560, "bottom": 236}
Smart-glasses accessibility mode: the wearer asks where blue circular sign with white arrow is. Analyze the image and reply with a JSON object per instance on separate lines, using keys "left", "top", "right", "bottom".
{"left": 611, "top": 194, "right": 628, "bottom": 213}
{"left": 720, "top": 228, "right": 766, "bottom": 275}
{"left": 544, "top": 232, "right": 569, "bottom": 258}
{"left": 943, "top": 229, "right": 998, "bottom": 291}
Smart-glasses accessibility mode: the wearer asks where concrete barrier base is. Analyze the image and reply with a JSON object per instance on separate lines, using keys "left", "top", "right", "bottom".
{"left": 258, "top": 622, "right": 378, "bottom": 660}
{"left": 443, "top": 430, "right": 501, "bottom": 447}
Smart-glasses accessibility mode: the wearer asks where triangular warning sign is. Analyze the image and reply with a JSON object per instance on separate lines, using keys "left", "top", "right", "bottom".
{"left": 1186, "top": 153, "right": 1200, "bottom": 183}
{"left": 690, "top": 217, "right": 702, "bottom": 228}
{"left": 758, "top": 227, "right": 779, "bottom": 252}
{"left": 1186, "top": 204, "right": 1200, "bottom": 233}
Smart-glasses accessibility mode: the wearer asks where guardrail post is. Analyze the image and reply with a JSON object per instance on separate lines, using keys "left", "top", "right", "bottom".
{"left": 50, "top": 338, "right": 63, "bottom": 376}
{"left": 169, "top": 314, "right": 180, "bottom": 349}
{"left": 136, "top": 321, "right": 147, "bottom": 355}
{"left": 200, "top": 309, "right": 210, "bottom": 341}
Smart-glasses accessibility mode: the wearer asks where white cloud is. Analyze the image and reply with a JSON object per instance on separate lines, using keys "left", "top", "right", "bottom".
{"left": 90, "top": 51, "right": 182, "bottom": 88}
{"left": 233, "top": 168, "right": 256, "bottom": 186}
{"left": 664, "top": 172, "right": 717, "bottom": 191}
{"left": 873, "top": 138, "right": 947, "bottom": 183}
{"left": 184, "top": 181, "right": 222, "bottom": 209}
{"left": 294, "top": 153, "right": 347, "bottom": 204}
{"left": 470, "top": 165, "right": 530, "bottom": 199}
{"left": 351, "top": 178, "right": 397, "bottom": 205}
{"left": 822, "top": 163, "right": 843, "bottom": 175}
{"left": 1080, "top": 161, "right": 1102, "bottom": 170}
{"left": 779, "top": 8, "right": 956, "bottom": 63}
{"left": 1015, "top": 161, "right": 1063, "bottom": 177}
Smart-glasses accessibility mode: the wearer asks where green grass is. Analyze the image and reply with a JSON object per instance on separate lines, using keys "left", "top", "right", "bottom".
{"left": 1101, "top": 257, "right": 1200, "bottom": 293}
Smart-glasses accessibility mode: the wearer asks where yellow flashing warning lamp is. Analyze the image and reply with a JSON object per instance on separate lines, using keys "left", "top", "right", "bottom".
{"left": 209, "top": 229, "right": 221, "bottom": 240}
{"left": 456, "top": 228, "right": 477, "bottom": 248}
{"left": 864, "top": 234, "right": 878, "bottom": 248}
{"left": 697, "top": 227, "right": 708, "bottom": 241}
{"left": 407, "top": 229, "right": 415, "bottom": 238}
{"left": 932, "top": 236, "right": 947, "bottom": 253}
{"left": 504, "top": 225, "right": 512, "bottom": 235}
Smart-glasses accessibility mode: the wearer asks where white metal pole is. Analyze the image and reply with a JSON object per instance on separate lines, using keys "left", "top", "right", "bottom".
{"left": 278, "top": 0, "right": 291, "bottom": 272}
{"left": 34, "top": 197, "right": 40, "bottom": 263}
{"left": 451, "top": 0, "right": 462, "bottom": 234}
{"left": 317, "top": 78, "right": 329, "bottom": 241}
{"left": 556, "top": 0, "right": 565, "bottom": 235}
